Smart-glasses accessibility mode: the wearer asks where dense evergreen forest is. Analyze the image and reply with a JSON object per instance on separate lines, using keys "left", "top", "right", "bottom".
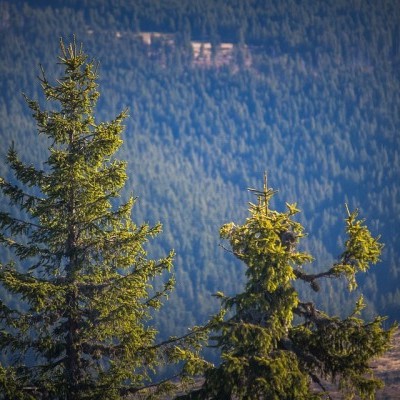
{"left": 0, "top": 0, "right": 399, "bottom": 343}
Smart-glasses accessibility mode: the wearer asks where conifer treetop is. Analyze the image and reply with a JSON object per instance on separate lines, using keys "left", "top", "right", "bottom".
{"left": 179, "top": 176, "right": 396, "bottom": 400}
{"left": 0, "top": 38, "right": 211, "bottom": 400}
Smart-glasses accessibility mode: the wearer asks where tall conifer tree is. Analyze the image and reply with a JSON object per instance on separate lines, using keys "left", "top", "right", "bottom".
{"left": 180, "top": 176, "right": 396, "bottom": 400}
{"left": 0, "top": 39, "right": 209, "bottom": 400}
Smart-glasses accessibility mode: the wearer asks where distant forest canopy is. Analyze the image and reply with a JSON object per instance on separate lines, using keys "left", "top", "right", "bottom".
{"left": 0, "top": 0, "right": 399, "bottom": 340}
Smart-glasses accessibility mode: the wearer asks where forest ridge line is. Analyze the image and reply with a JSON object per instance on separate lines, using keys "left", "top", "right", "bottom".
{"left": 86, "top": 29, "right": 381, "bottom": 73}
{"left": 87, "top": 29, "right": 245, "bottom": 68}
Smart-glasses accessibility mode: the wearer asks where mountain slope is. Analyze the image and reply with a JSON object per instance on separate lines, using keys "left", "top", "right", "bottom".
{"left": 0, "top": 0, "right": 399, "bottom": 341}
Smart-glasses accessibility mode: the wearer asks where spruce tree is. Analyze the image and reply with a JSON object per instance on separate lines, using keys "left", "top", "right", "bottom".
{"left": 0, "top": 39, "right": 209, "bottom": 400}
{"left": 180, "top": 176, "right": 396, "bottom": 400}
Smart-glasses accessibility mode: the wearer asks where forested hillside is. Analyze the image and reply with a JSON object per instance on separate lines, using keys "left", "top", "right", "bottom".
{"left": 0, "top": 0, "right": 399, "bottom": 340}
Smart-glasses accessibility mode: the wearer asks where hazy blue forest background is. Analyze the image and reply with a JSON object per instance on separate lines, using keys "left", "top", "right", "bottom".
{"left": 0, "top": 0, "right": 399, "bottom": 344}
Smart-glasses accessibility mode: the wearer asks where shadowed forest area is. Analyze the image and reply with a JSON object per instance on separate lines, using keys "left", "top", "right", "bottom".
{"left": 0, "top": 0, "right": 399, "bottom": 348}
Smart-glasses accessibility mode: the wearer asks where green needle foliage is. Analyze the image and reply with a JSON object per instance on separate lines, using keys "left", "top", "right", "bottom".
{"left": 180, "top": 175, "right": 396, "bottom": 400}
{"left": 0, "top": 39, "right": 210, "bottom": 400}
